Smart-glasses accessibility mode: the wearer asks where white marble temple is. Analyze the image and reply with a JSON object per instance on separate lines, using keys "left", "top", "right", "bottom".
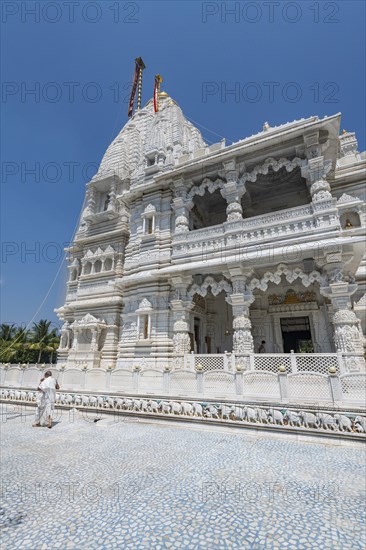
{"left": 55, "top": 94, "right": 366, "bottom": 371}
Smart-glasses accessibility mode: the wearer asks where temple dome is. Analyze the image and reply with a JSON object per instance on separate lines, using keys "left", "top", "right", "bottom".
{"left": 95, "top": 93, "right": 206, "bottom": 182}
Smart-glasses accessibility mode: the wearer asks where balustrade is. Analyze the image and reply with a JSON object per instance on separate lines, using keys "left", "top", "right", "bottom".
{"left": 172, "top": 204, "right": 337, "bottom": 261}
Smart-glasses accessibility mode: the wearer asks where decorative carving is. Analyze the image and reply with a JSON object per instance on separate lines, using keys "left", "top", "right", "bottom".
{"left": 233, "top": 328, "right": 254, "bottom": 354}
{"left": 337, "top": 193, "right": 358, "bottom": 205}
{"left": 226, "top": 200, "right": 243, "bottom": 221}
{"left": 354, "top": 294, "right": 366, "bottom": 307}
{"left": 188, "top": 276, "right": 232, "bottom": 299}
{"left": 173, "top": 332, "right": 191, "bottom": 355}
{"left": 137, "top": 298, "right": 153, "bottom": 312}
{"left": 338, "top": 132, "right": 358, "bottom": 157}
{"left": 334, "top": 325, "right": 363, "bottom": 353}
{"left": 268, "top": 290, "right": 316, "bottom": 306}
{"left": 333, "top": 310, "right": 358, "bottom": 324}
{"left": 249, "top": 264, "right": 322, "bottom": 292}
{"left": 239, "top": 157, "right": 305, "bottom": 185}
{"left": 187, "top": 178, "right": 225, "bottom": 201}
{"left": 71, "top": 313, "right": 106, "bottom": 329}
{"left": 173, "top": 319, "right": 189, "bottom": 332}
{"left": 233, "top": 316, "right": 251, "bottom": 330}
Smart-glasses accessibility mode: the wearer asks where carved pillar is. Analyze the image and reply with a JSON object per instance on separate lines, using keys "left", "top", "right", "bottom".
{"left": 302, "top": 133, "right": 332, "bottom": 202}
{"left": 90, "top": 329, "right": 98, "bottom": 352}
{"left": 59, "top": 322, "right": 71, "bottom": 350}
{"left": 170, "top": 276, "right": 193, "bottom": 361}
{"left": 221, "top": 160, "right": 244, "bottom": 222}
{"left": 71, "top": 328, "right": 79, "bottom": 350}
{"left": 320, "top": 263, "right": 365, "bottom": 371}
{"left": 173, "top": 179, "right": 192, "bottom": 234}
{"left": 87, "top": 185, "right": 96, "bottom": 214}
{"left": 108, "top": 178, "right": 117, "bottom": 211}
{"left": 226, "top": 277, "right": 255, "bottom": 362}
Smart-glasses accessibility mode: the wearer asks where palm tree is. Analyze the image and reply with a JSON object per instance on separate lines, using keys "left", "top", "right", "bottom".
{"left": 29, "top": 320, "right": 60, "bottom": 363}
{"left": 0, "top": 323, "right": 16, "bottom": 341}
{"left": 12, "top": 326, "right": 30, "bottom": 362}
{"left": 0, "top": 324, "right": 17, "bottom": 362}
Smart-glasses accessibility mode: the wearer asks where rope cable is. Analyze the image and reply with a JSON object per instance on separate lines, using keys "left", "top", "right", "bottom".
{"left": 0, "top": 197, "right": 86, "bottom": 359}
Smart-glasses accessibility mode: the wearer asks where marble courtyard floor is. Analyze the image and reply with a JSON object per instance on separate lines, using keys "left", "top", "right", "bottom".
{"left": 1, "top": 405, "right": 365, "bottom": 549}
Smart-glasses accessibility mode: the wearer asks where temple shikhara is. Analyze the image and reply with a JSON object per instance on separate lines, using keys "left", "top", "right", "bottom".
{"left": 55, "top": 87, "right": 366, "bottom": 373}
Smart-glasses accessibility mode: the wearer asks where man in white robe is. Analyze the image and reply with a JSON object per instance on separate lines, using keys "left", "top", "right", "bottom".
{"left": 32, "top": 371, "right": 60, "bottom": 428}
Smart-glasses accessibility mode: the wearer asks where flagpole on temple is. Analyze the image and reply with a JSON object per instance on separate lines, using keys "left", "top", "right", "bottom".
{"left": 128, "top": 57, "right": 146, "bottom": 118}
{"left": 154, "top": 74, "right": 163, "bottom": 113}
{"left": 136, "top": 57, "right": 146, "bottom": 110}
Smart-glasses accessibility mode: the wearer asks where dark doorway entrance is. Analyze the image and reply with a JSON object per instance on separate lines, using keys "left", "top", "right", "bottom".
{"left": 280, "top": 317, "right": 313, "bottom": 353}
{"left": 194, "top": 317, "right": 201, "bottom": 353}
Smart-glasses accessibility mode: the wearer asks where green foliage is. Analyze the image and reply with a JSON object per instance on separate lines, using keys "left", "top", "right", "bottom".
{"left": 0, "top": 321, "right": 60, "bottom": 363}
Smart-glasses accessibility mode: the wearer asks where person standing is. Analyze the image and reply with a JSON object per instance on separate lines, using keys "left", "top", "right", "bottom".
{"left": 32, "top": 371, "right": 60, "bottom": 429}
{"left": 258, "top": 341, "right": 266, "bottom": 353}
{"left": 32, "top": 376, "right": 45, "bottom": 427}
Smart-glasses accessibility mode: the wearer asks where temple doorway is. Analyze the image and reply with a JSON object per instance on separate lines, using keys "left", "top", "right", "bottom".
{"left": 280, "top": 317, "right": 314, "bottom": 353}
{"left": 191, "top": 288, "right": 233, "bottom": 353}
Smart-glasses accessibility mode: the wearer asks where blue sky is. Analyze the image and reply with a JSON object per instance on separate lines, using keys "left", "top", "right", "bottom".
{"left": 1, "top": 0, "right": 365, "bottom": 331}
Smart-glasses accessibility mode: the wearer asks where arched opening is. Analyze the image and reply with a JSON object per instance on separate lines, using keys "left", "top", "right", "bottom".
{"left": 94, "top": 260, "right": 102, "bottom": 273}
{"left": 190, "top": 188, "right": 227, "bottom": 230}
{"left": 84, "top": 262, "right": 92, "bottom": 275}
{"left": 189, "top": 288, "right": 233, "bottom": 353}
{"left": 104, "top": 258, "right": 113, "bottom": 271}
{"left": 241, "top": 166, "right": 310, "bottom": 218}
{"left": 340, "top": 211, "right": 361, "bottom": 229}
{"left": 103, "top": 193, "right": 110, "bottom": 211}
{"left": 70, "top": 269, "right": 77, "bottom": 281}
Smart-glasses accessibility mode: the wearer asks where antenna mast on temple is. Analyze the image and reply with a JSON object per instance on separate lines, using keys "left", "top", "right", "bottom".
{"left": 154, "top": 74, "right": 163, "bottom": 113}
{"left": 128, "top": 57, "right": 146, "bottom": 118}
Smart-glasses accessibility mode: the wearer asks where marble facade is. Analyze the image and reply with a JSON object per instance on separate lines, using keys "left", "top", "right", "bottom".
{"left": 55, "top": 95, "right": 366, "bottom": 371}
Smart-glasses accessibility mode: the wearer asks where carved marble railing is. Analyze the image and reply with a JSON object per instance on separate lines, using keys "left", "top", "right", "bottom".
{"left": 172, "top": 204, "right": 338, "bottom": 261}
{"left": 1, "top": 363, "right": 365, "bottom": 412}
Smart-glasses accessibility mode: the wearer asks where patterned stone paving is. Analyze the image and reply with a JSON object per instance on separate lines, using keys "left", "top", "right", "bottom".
{"left": 1, "top": 405, "right": 365, "bottom": 549}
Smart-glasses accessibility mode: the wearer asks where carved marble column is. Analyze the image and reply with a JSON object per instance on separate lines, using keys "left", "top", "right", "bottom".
{"left": 221, "top": 160, "right": 244, "bottom": 222}
{"left": 320, "top": 264, "right": 365, "bottom": 371}
{"left": 90, "top": 328, "right": 99, "bottom": 352}
{"left": 87, "top": 185, "right": 96, "bottom": 214}
{"left": 170, "top": 276, "right": 193, "bottom": 364}
{"left": 108, "top": 178, "right": 117, "bottom": 211}
{"left": 226, "top": 277, "right": 255, "bottom": 367}
{"left": 173, "top": 179, "right": 192, "bottom": 234}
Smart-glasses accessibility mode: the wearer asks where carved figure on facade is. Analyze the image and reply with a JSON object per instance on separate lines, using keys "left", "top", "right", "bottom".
{"left": 233, "top": 328, "right": 254, "bottom": 354}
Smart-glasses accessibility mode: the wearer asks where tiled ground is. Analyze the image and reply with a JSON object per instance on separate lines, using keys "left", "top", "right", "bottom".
{"left": 1, "top": 405, "right": 365, "bottom": 549}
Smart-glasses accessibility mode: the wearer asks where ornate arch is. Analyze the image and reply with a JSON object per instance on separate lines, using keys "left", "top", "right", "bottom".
{"left": 188, "top": 276, "right": 232, "bottom": 299}
{"left": 187, "top": 178, "right": 225, "bottom": 202}
{"left": 248, "top": 264, "right": 322, "bottom": 292}
{"left": 239, "top": 157, "right": 306, "bottom": 185}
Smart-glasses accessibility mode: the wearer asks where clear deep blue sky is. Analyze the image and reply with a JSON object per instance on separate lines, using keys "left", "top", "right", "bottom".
{"left": 1, "top": 0, "right": 365, "bottom": 331}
